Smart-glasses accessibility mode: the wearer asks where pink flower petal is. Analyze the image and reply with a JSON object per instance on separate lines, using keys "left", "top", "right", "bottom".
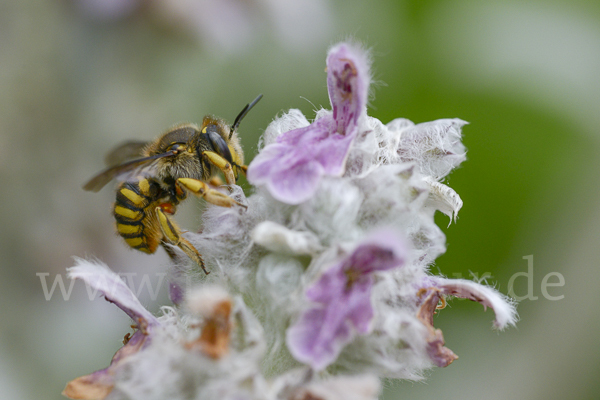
{"left": 327, "top": 43, "right": 370, "bottom": 135}
{"left": 286, "top": 229, "right": 407, "bottom": 370}
{"left": 68, "top": 259, "right": 159, "bottom": 327}
{"left": 247, "top": 43, "right": 370, "bottom": 204}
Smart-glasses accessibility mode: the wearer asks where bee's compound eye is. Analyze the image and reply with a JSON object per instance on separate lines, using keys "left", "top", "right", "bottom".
{"left": 206, "top": 131, "right": 234, "bottom": 164}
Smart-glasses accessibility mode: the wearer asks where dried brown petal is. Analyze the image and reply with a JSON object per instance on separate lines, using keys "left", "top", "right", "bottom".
{"left": 186, "top": 299, "right": 233, "bottom": 359}
{"left": 62, "top": 329, "right": 150, "bottom": 399}
{"left": 416, "top": 288, "right": 458, "bottom": 367}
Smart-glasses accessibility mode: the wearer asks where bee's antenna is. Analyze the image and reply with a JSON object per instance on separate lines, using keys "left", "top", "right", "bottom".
{"left": 230, "top": 94, "right": 263, "bottom": 140}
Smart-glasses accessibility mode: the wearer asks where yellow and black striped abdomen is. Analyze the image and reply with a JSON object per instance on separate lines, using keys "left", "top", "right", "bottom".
{"left": 113, "top": 179, "right": 162, "bottom": 254}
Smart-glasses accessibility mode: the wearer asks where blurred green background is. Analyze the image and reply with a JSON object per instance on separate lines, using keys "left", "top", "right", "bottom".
{"left": 2, "top": 0, "right": 599, "bottom": 399}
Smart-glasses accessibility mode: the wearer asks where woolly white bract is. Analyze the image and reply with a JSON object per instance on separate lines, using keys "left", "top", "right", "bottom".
{"left": 65, "top": 43, "right": 517, "bottom": 400}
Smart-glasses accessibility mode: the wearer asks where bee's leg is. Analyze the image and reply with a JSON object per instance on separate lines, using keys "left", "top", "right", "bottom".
{"left": 177, "top": 178, "right": 247, "bottom": 209}
{"left": 155, "top": 205, "right": 209, "bottom": 275}
{"left": 201, "top": 151, "right": 236, "bottom": 185}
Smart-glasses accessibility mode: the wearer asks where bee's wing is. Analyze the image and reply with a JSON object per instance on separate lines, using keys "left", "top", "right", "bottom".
{"left": 104, "top": 140, "right": 149, "bottom": 167}
{"left": 83, "top": 151, "right": 176, "bottom": 192}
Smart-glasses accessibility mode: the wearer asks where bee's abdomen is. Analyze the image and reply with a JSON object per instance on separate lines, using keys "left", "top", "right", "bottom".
{"left": 113, "top": 179, "right": 159, "bottom": 254}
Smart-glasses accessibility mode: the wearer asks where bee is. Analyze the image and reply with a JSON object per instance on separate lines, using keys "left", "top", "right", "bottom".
{"left": 83, "top": 95, "right": 263, "bottom": 274}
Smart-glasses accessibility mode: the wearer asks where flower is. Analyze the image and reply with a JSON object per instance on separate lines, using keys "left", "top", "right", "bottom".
{"left": 415, "top": 287, "right": 459, "bottom": 368}
{"left": 63, "top": 259, "right": 159, "bottom": 400}
{"left": 64, "top": 260, "right": 268, "bottom": 400}
{"left": 247, "top": 43, "right": 370, "bottom": 204}
{"left": 65, "top": 41, "right": 518, "bottom": 399}
{"left": 435, "top": 277, "right": 518, "bottom": 330}
{"left": 286, "top": 229, "right": 407, "bottom": 371}
{"left": 184, "top": 285, "right": 233, "bottom": 359}
{"left": 416, "top": 278, "right": 517, "bottom": 367}
{"left": 289, "top": 373, "right": 381, "bottom": 400}
{"left": 396, "top": 119, "right": 467, "bottom": 180}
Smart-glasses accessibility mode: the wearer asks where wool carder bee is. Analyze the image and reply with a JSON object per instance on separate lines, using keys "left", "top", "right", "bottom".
{"left": 83, "top": 95, "right": 262, "bottom": 274}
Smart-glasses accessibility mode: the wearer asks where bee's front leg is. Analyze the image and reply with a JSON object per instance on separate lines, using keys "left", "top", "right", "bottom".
{"left": 201, "top": 151, "right": 238, "bottom": 185}
{"left": 155, "top": 205, "right": 209, "bottom": 275}
{"left": 177, "top": 178, "right": 247, "bottom": 209}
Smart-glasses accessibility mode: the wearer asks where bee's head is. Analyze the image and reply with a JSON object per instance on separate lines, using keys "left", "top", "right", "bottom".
{"left": 148, "top": 125, "right": 205, "bottom": 180}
